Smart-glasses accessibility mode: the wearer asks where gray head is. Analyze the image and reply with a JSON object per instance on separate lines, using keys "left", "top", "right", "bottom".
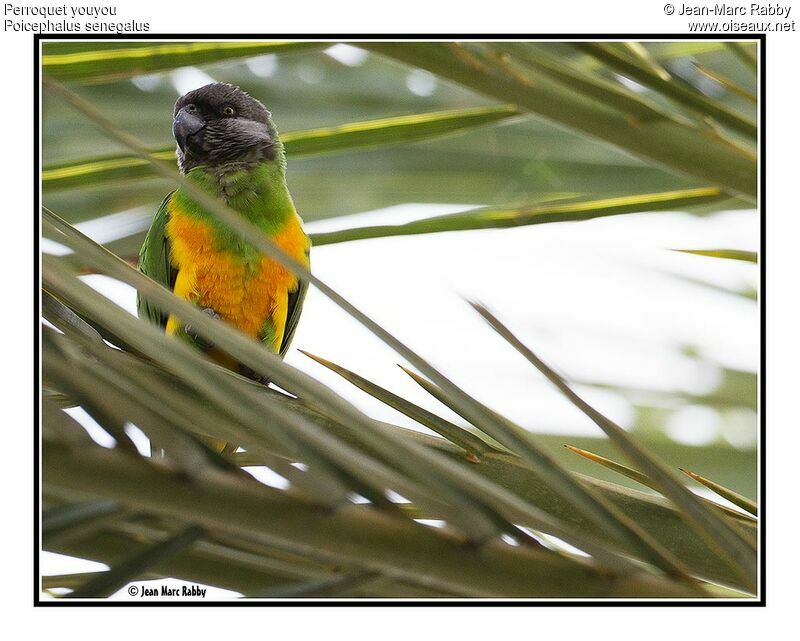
{"left": 172, "top": 83, "right": 281, "bottom": 173}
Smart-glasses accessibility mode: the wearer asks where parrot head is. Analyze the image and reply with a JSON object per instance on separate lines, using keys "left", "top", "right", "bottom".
{"left": 172, "top": 82, "right": 280, "bottom": 173}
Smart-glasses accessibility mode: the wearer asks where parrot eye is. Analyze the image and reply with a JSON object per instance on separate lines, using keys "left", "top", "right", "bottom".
{"left": 222, "top": 106, "right": 235, "bottom": 117}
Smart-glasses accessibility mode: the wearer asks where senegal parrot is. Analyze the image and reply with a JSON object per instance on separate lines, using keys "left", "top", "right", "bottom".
{"left": 137, "top": 82, "right": 310, "bottom": 384}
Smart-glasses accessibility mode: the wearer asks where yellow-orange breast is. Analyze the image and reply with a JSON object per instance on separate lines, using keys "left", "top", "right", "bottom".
{"left": 164, "top": 203, "right": 309, "bottom": 352}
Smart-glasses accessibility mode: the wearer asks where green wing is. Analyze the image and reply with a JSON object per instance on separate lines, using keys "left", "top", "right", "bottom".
{"left": 137, "top": 193, "right": 177, "bottom": 329}
{"left": 278, "top": 247, "right": 309, "bottom": 358}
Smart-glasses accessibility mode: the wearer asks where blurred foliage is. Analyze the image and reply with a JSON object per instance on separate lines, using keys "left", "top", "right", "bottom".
{"left": 41, "top": 40, "right": 759, "bottom": 599}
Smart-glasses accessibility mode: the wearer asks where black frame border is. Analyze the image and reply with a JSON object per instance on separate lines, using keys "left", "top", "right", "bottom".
{"left": 34, "top": 32, "right": 767, "bottom": 607}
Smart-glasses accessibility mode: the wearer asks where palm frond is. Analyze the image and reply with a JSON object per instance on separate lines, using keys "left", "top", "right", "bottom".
{"left": 40, "top": 40, "right": 758, "bottom": 599}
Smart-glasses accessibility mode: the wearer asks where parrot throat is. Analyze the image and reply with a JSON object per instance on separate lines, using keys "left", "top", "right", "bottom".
{"left": 171, "top": 160, "right": 296, "bottom": 245}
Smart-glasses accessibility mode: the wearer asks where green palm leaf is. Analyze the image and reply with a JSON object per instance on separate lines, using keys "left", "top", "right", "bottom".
{"left": 42, "top": 105, "right": 521, "bottom": 191}
{"left": 43, "top": 41, "right": 324, "bottom": 83}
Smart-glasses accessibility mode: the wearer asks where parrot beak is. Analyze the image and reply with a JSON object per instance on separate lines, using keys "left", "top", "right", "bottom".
{"left": 173, "top": 107, "right": 206, "bottom": 152}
